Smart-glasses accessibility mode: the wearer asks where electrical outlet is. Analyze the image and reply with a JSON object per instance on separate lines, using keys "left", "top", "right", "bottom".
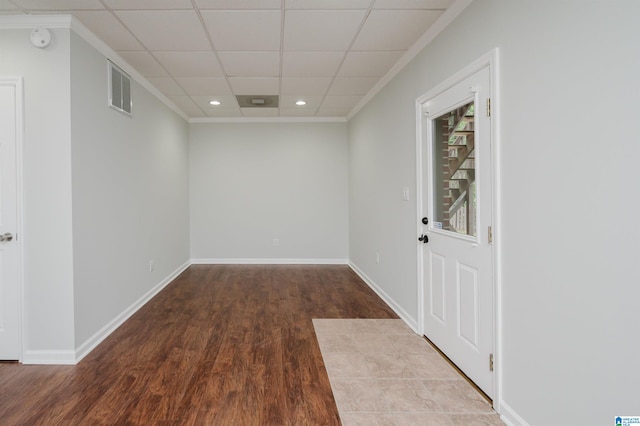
{"left": 149, "top": 259, "right": 155, "bottom": 272}
{"left": 273, "top": 238, "right": 279, "bottom": 247}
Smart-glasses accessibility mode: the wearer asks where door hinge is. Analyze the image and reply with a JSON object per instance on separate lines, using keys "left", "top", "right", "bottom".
{"left": 488, "top": 226, "right": 493, "bottom": 244}
{"left": 486, "top": 98, "right": 491, "bottom": 117}
{"left": 489, "top": 353, "right": 494, "bottom": 372}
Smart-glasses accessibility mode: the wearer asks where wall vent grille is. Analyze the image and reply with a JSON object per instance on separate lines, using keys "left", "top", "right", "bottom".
{"left": 108, "top": 60, "right": 132, "bottom": 116}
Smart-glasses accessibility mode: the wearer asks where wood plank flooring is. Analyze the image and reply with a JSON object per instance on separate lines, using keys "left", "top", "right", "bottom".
{"left": 0, "top": 265, "right": 398, "bottom": 425}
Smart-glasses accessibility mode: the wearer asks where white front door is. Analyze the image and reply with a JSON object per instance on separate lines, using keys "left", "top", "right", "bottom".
{"left": 0, "top": 79, "right": 21, "bottom": 361}
{"left": 419, "top": 66, "right": 494, "bottom": 397}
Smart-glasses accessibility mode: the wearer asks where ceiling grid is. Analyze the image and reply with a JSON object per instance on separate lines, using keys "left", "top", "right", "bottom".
{"left": 1, "top": 0, "right": 455, "bottom": 119}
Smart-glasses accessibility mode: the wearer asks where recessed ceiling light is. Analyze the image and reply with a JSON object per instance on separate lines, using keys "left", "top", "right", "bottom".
{"left": 295, "top": 100, "right": 307, "bottom": 106}
{"left": 209, "top": 100, "right": 221, "bottom": 106}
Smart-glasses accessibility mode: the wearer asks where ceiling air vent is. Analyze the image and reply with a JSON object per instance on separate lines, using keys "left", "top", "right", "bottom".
{"left": 236, "top": 95, "right": 279, "bottom": 108}
{"left": 108, "top": 60, "right": 132, "bottom": 116}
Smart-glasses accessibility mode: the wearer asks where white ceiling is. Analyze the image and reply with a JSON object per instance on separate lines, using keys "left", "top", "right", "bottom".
{"left": 1, "top": 0, "right": 455, "bottom": 118}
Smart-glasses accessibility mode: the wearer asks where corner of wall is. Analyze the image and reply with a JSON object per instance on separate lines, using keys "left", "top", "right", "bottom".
{"left": 348, "top": 261, "right": 418, "bottom": 332}
{"left": 74, "top": 261, "right": 190, "bottom": 364}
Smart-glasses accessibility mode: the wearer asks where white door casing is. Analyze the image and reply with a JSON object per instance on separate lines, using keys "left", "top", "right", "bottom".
{"left": 416, "top": 56, "right": 498, "bottom": 399}
{"left": 0, "top": 77, "right": 23, "bottom": 361}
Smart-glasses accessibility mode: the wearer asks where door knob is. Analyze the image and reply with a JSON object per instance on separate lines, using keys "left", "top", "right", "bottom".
{"left": 0, "top": 233, "right": 13, "bottom": 242}
{"left": 418, "top": 234, "right": 429, "bottom": 243}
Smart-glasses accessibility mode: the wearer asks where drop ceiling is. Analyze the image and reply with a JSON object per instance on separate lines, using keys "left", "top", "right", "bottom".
{"left": 1, "top": 0, "right": 456, "bottom": 119}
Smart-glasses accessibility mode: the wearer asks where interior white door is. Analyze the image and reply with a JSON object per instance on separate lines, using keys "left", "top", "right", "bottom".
{"left": 0, "top": 79, "right": 21, "bottom": 360}
{"left": 420, "top": 67, "right": 494, "bottom": 397}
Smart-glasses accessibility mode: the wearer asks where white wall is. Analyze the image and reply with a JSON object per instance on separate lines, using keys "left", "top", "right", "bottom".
{"left": 190, "top": 122, "right": 349, "bottom": 263}
{"left": 348, "top": 78, "right": 420, "bottom": 323}
{"left": 1, "top": 18, "right": 190, "bottom": 362}
{"left": 0, "top": 28, "right": 76, "bottom": 358}
{"left": 70, "top": 33, "right": 190, "bottom": 348}
{"left": 349, "top": 1, "right": 640, "bottom": 424}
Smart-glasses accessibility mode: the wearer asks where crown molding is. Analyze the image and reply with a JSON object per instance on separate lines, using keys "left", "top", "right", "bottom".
{"left": 190, "top": 116, "right": 347, "bottom": 124}
{"left": 0, "top": 14, "right": 72, "bottom": 29}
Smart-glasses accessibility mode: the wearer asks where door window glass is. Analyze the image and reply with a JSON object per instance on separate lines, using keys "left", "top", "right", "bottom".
{"left": 432, "top": 101, "right": 477, "bottom": 237}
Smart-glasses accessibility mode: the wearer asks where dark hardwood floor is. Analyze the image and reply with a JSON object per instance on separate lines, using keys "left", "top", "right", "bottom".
{"left": 0, "top": 265, "right": 398, "bottom": 425}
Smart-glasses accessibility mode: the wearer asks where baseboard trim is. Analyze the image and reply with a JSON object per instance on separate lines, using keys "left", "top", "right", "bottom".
{"left": 22, "top": 350, "right": 76, "bottom": 365}
{"left": 191, "top": 258, "right": 349, "bottom": 265}
{"left": 28, "top": 260, "right": 419, "bottom": 365}
{"left": 348, "top": 261, "right": 418, "bottom": 332}
{"left": 73, "top": 260, "right": 190, "bottom": 364}
{"left": 498, "top": 400, "right": 530, "bottom": 426}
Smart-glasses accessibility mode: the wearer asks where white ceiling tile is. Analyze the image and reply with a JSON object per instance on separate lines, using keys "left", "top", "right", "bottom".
{"left": 191, "top": 95, "right": 239, "bottom": 111}
{"left": 337, "top": 51, "right": 404, "bottom": 77}
{"left": 280, "top": 77, "right": 332, "bottom": 95}
{"left": 280, "top": 95, "right": 323, "bottom": 109}
{"left": 228, "top": 77, "right": 279, "bottom": 95}
{"left": 352, "top": 10, "right": 442, "bottom": 50}
{"left": 217, "top": 52, "right": 280, "bottom": 77}
{"left": 116, "top": 10, "right": 210, "bottom": 50}
{"left": 321, "top": 95, "right": 362, "bottom": 108}
{"left": 146, "top": 77, "right": 186, "bottom": 96}
{"left": 328, "top": 77, "right": 379, "bottom": 95}
{"left": 315, "top": 107, "right": 352, "bottom": 117}
{"left": 0, "top": 0, "right": 19, "bottom": 10}
{"left": 282, "top": 51, "right": 344, "bottom": 77}
{"left": 284, "top": 10, "right": 366, "bottom": 51}
{"left": 373, "top": 0, "right": 453, "bottom": 9}
{"left": 201, "top": 10, "right": 281, "bottom": 51}
{"left": 278, "top": 108, "right": 318, "bottom": 117}
{"left": 195, "top": 0, "right": 280, "bottom": 9}
{"left": 241, "top": 107, "right": 279, "bottom": 117}
{"left": 154, "top": 51, "right": 224, "bottom": 77}
{"left": 179, "top": 108, "right": 207, "bottom": 117}
{"left": 73, "top": 12, "right": 144, "bottom": 51}
{"left": 206, "top": 108, "right": 242, "bottom": 117}
{"left": 117, "top": 51, "right": 168, "bottom": 77}
{"left": 181, "top": 108, "right": 208, "bottom": 117}
{"left": 167, "top": 95, "right": 204, "bottom": 115}
{"left": 175, "top": 77, "right": 231, "bottom": 96}
{"left": 103, "top": 0, "right": 193, "bottom": 9}
{"left": 9, "top": 0, "right": 104, "bottom": 10}
{"left": 285, "top": 0, "right": 371, "bottom": 9}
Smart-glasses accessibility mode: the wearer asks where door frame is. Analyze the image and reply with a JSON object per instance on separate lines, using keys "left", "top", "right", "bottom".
{"left": 415, "top": 49, "right": 502, "bottom": 409}
{"left": 0, "top": 77, "right": 25, "bottom": 363}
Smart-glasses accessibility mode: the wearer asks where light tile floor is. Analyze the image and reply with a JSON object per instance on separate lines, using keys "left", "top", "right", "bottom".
{"left": 313, "top": 319, "right": 504, "bottom": 426}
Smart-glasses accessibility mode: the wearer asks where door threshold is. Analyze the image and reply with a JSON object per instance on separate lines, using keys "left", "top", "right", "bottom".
{"left": 421, "top": 334, "right": 492, "bottom": 405}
